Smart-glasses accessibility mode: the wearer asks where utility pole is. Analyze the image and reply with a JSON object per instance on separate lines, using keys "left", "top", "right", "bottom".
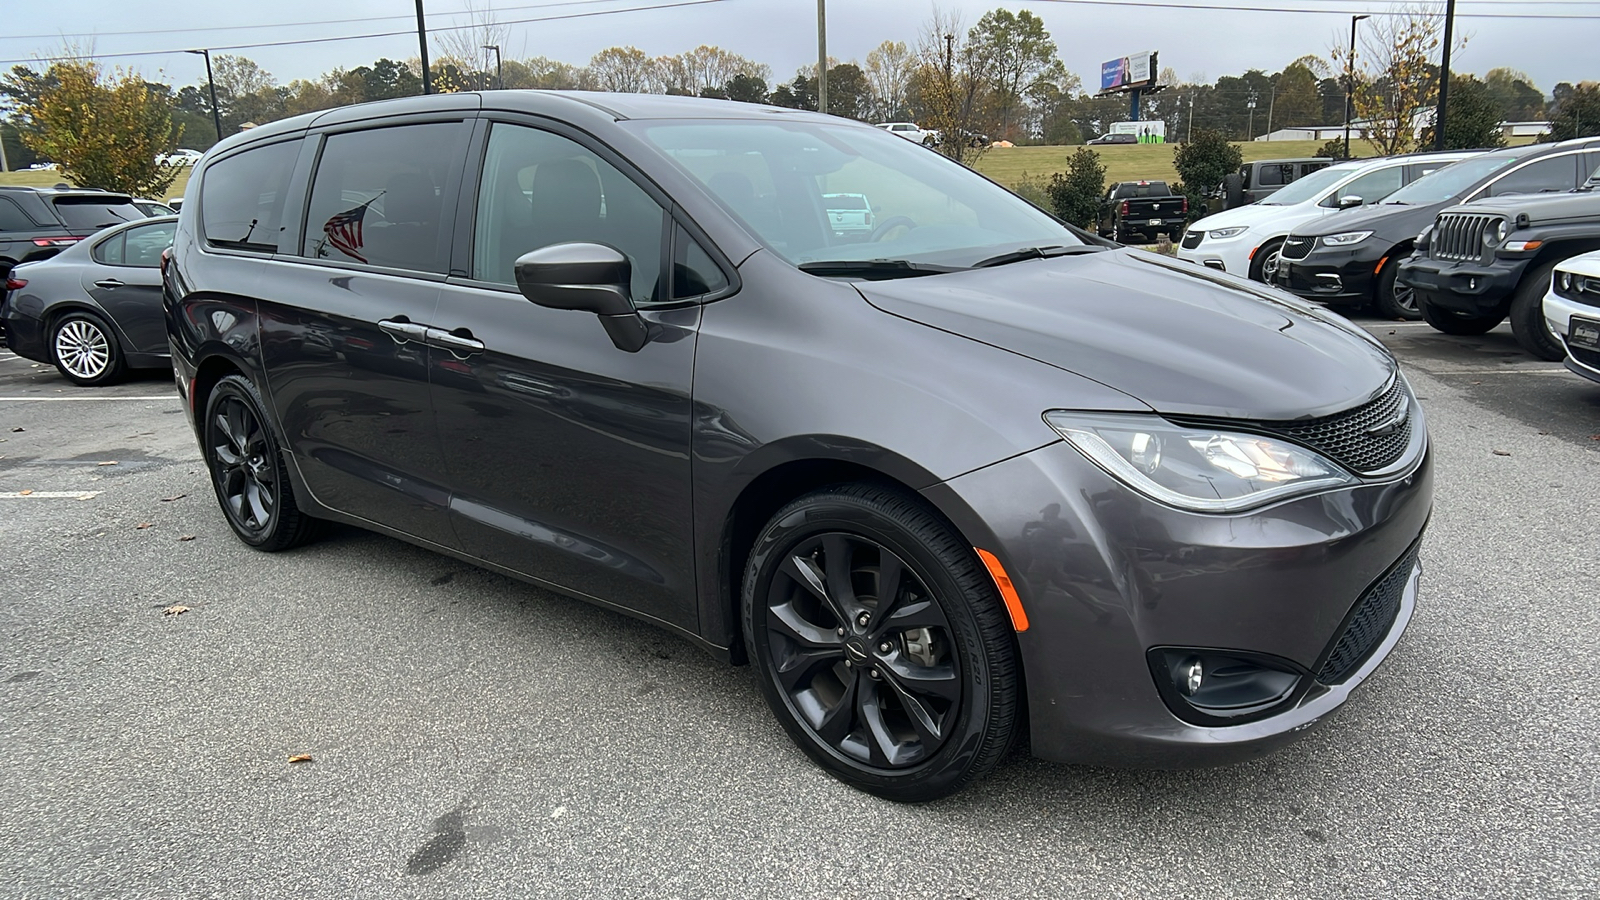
{"left": 1265, "top": 85, "right": 1276, "bottom": 141}
{"left": 484, "top": 45, "right": 502, "bottom": 91}
{"left": 1186, "top": 93, "right": 1195, "bottom": 142}
{"left": 1247, "top": 90, "right": 1258, "bottom": 141}
{"left": 816, "top": 0, "right": 827, "bottom": 115}
{"left": 415, "top": 0, "right": 432, "bottom": 95}
{"left": 186, "top": 49, "right": 223, "bottom": 143}
{"left": 1435, "top": 0, "right": 1457, "bottom": 150}
{"left": 1345, "top": 14, "right": 1368, "bottom": 158}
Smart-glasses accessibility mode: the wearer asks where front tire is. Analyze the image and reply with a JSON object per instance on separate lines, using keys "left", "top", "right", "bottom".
{"left": 202, "top": 374, "right": 320, "bottom": 551}
{"left": 1248, "top": 238, "right": 1285, "bottom": 284}
{"left": 50, "top": 311, "right": 125, "bottom": 386}
{"left": 1419, "top": 294, "right": 1506, "bottom": 335}
{"left": 1375, "top": 260, "right": 1422, "bottom": 320}
{"left": 1508, "top": 262, "right": 1565, "bottom": 361}
{"left": 742, "top": 484, "right": 1020, "bottom": 802}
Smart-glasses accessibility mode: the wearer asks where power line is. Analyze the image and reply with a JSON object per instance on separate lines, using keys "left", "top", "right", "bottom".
{"left": 0, "top": 0, "right": 635, "bottom": 43}
{"left": 1030, "top": 0, "right": 1600, "bottom": 18}
{"left": 0, "top": 0, "right": 732, "bottom": 67}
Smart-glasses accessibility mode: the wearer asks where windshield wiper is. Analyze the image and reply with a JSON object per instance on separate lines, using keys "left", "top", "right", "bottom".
{"left": 971, "top": 245, "right": 1105, "bottom": 268}
{"left": 797, "top": 259, "right": 961, "bottom": 279}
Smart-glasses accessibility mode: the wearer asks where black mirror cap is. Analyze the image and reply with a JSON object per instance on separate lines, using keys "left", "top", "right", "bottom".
{"left": 513, "top": 242, "right": 634, "bottom": 316}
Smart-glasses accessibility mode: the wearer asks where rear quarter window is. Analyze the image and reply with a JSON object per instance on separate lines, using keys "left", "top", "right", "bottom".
{"left": 200, "top": 139, "right": 301, "bottom": 252}
{"left": 0, "top": 197, "right": 38, "bottom": 231}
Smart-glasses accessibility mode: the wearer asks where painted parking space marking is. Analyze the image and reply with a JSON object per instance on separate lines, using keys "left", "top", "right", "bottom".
{"left": 0, "top": 491, "right": 101, "bottom": 500}
{"left": 1419, "top": 368, "right": 1570, "bottom": 376}
{"left": 0, "top": 395, "right": 178, "bottom": 401}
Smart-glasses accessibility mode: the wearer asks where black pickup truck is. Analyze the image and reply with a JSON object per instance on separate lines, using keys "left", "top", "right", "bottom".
{"left": 1098, "top": 181, "right": 1188, "bottom": 244}
{"left": 1400, "top": 165, "right": 1600, "bottom": 360}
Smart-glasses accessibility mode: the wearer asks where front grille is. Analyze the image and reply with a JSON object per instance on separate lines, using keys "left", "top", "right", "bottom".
{"left": 1181, "top": 230, "right": 1204, "bottom": 250}
{"left": 1431, "top": 213, "right": 1497, "bottom": 262}
{"left": 1317, "top": 543, "right": 1420, "bottom": 684}
{"left": 1280, "top": 235, "right": 1314, "bottom": 260}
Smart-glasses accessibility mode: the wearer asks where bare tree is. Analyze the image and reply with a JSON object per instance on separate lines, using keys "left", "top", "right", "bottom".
{"left": 589, "top": 47, "right": 662, "bottom": 93}
{"left": 912, "top": 7, "right": 988, "bottom": 164}
{"left": 1331, "top": 2, "right": 1465, "bottom": 154}
{"left": 865, "top": 40, "right": 915, "bottom": 122}
{"left": 433, "top": 0, "right": 513, "bottom": 90}
{"left": 658, "top": 46, "right": 769, "bottom": 96}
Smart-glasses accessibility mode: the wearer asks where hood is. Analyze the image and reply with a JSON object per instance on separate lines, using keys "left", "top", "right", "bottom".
{"left": 1291, "top": 200, "right": 1440, "bottom": 240}
{"left": 1447, "top": 189, "right": 1600, "bottom": 226}
{"left": 1186, "top": 203, "right": 1299, "bottom": 233}
{"left": 856, "top": 249, "right": 1397, "bottom": 421}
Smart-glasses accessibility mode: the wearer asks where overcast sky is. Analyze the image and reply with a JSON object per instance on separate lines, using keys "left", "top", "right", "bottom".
{"left": 1, "top": 0, "right": 1592, "bottom": 98}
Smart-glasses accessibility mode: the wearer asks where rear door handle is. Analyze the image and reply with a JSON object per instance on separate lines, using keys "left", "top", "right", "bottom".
{"left": 378, "top": 318, "right": 429, "bottom": 344}
{"left": 426, "top": 327, "right": 485, "bottom": 357}
{"left": 94, "top": 279, "right": 125, "bottom": 289}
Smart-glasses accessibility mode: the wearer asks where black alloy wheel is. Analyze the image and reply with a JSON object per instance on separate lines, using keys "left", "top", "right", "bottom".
{"left": 1375, "top": 260, "right": 1422, "bottom": 320}
{"left": 202, "top": 374, "right": 319, "bottom": 551}
{"left": 1249, "top": 238, "right": 1284, "bottom": 284}
{"left": 743, "top": 485, "right": 1019, "bottom": 802}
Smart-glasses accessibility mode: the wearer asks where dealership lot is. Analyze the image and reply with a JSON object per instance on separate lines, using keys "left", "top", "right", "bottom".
{"left": 1, "top": 319, "right": 1597, "bottom": 898}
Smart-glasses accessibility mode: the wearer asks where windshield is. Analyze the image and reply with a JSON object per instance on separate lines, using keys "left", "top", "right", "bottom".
{"left": 627, "top": 119, "right": 1086, "bottom": 269}
{"left": 1381, "top": 154, "right": 1518, "bottom": 205}
{"left": 52, "top": 197, "right": 143, "bottom": 233}
{"left": 1258, "top": 163, "right": 1362, "bottom": 206}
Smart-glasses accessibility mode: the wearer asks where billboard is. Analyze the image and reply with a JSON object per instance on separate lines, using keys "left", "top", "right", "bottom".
{"left": 1099, "top": 51, "right": 1156, "bottom": 92}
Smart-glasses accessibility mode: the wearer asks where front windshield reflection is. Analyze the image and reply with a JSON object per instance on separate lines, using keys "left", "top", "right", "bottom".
{"left": 628, "top": 119, "right": 1087, "bottom": 270}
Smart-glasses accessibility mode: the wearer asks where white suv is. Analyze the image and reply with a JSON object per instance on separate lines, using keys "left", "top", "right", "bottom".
{"left": 1178, "top": 151, "right": 1479, "bottom": 282}
{"left": 875, "top": 122, "right": 937, "bottom": 146}
{"left": 1545, "top": 249, "right": 1600, "bottom": 384}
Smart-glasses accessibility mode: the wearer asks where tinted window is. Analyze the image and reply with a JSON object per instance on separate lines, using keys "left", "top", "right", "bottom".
{"left": 0, "top": 198, "right": 35, "bottom": 231}
{"left": 302, "top": 123, "right": 467, "bottom": 273}
{"left": 52, "top": 197, "right": 143, "bottom": 232}
{"left": 201, "top": 140, "right": 299, "bottom": 251}
{"left": 1487, "top": 155, "right": 1577, "bottom": 197}
{"left": 123, "top": 220, "right": 177, "bottom": 267}
{"left": 473, "top": 123, "right": 666, "bottom": 304}
{"left": 672, "top": 223, "right": 728, "bottom": 300}
{"left": 1336, "top": 166, "right": 1404, "bottom": 205}
{"left": 1383, "top": 153, "right": 1520, "bottom": 205}
{"left": 1257, "top": 165, "right": 1289, "bottom": 187}
{"left": 92, "top": 232, "right": 125, "bottom": 265}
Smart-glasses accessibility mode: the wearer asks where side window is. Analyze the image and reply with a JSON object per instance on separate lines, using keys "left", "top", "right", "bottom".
{"left": 302, "top": 122, "right": 468, "bottom": 273}
{"left": 672, "top": 224, "right": 728, "bottom": 300}
{"left": 124, "top": 221, "right": 177, "bottom": 267}
{"left": 201, "top": 139, "right": 299, "bottom": 251}
{"left": 472, "top": 123, "right": 666, "bottom": 304}
{"left": 1337, "top": 166, "right": 1404, "bottom": 205}
{"left": 0, "top": 198, "right": 35, "bottom": 231}
{"left": 1487, "top": 156, "right": 1577, "bottom": 197}
{"left": 92, "top": 232, "right": 126, "bottom": 265}
{"left": 1257, "top": 165, "right": 1288, "bottom": 187}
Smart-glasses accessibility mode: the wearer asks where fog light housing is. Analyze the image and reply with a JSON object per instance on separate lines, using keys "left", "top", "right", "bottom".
{"left": 1150, "top": 648, "right": 1307, "bottom": 726}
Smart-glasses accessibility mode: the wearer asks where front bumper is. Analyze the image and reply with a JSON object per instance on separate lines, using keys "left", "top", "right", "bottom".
{"left": 1399, "top": 255, "right": 1525, "bottom": 316}
{"left": 1544, "top": 288, "right": 1600, "bottom": 384}
{"left": 1176, "top": 233, "right": 1250, "bottom": 275}
{"left": 1275, "top": 245, "right": 1384, "bottom": 305}
{"left": 924, "top": 435, "right": 1432, "bottom": 768}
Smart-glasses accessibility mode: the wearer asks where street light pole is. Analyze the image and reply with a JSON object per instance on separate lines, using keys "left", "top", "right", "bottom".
{"left": 1345, "top": 14, "right": 1368, "bottom": 158}
{"left": 186, "top": 49, "right": 223, "bottom": 144}
{"left": 816, "top": 0, "right": 827, "bottom": 115}
{"left": 415, "top": 0, "right": 432, "bottom": 95}
{"left": 1247, "top": 90, "right": 1258, "bottom": 141}
{"left": 483, "top": 45, "right": 502, "bottom": 91}
{"left": 1435, "top": 0, "right": 1457, "bottom": 150}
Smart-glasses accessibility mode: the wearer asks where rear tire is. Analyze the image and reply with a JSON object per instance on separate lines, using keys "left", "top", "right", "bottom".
{"left": 742, "top": 484, "right": 1020, "bottom": 802}
{"left": 1418, "top": 295, "right": 1506, "bottom": 335}
{"left": 50, "top": 310, "right": 126, "bottom": 386}
{"left": 1508, "top": 262, "right": 1565, "bottom": 361}
{"left": 1374, "top": 260, "right": 1422, "bottom": 320}
{"left": 202, "top": 374, "right": 321, "bottom": 551}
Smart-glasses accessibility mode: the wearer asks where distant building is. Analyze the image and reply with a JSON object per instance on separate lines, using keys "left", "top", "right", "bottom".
{"left": 1256, "top": 111, "right": 1550, "bottom": 142}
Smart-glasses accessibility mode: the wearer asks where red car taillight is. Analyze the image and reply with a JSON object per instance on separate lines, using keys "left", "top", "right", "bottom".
{"left": 1120, "top": 200, "right": 1130, "bottom": 216}
{"left": 1181, "top": 197, "right": 1189, "bottom": 213}
{"left": 31, "top": 236, "right": 83, "bottom": 248}
{"left": 160, "top": 247, "right": 173, "bottom": 277}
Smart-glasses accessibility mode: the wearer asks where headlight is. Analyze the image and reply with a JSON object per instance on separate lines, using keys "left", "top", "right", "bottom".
{"left": 1486, "top": 219, "right": 1508, "bottom": 246}
{"left": 1320, "top": 231, "right": 1373, "bottom": 246}
{"left": 1207, "top": 226, "right": 1249, "bottom": 239}
{"left": 1044, "top": 412, "right": 1356, "bottom": 513}
{"left": 1559, "top": 271, "right": 1573, "bottom": 291}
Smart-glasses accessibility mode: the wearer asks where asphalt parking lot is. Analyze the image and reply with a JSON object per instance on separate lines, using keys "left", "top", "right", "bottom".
{"left": 2, "top": 315, "right": 1597, "bottom": 899}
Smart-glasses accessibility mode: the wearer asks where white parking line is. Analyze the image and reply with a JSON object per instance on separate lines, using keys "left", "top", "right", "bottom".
{"left": 0, "top": 491, "right": 101, "bottom": 500}
{"left": 1420, "top": 368, "right": 1570, "bottom": 376}
{"left": 0, "top": 395, "right": 178, "bottom": 401}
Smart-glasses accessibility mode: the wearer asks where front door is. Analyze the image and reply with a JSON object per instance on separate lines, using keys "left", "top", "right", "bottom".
{"left": 429, "top": 121, "right": 702, "bottom": 630}
{"left": 257, "top": 119, "right": 471, "bottom": 548}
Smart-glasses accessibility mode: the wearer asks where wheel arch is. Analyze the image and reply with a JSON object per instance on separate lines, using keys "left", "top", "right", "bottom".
{"left": 42, "top": 300, "right": 134, "bottom": 356}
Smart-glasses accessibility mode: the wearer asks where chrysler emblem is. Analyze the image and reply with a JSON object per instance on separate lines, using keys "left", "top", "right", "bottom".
{"left": 1366, "top": 393, "right": 1410, "bottom": 437}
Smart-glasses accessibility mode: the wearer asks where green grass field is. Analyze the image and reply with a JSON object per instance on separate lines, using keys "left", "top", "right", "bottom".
{"left": 0, "top": 167, "right": 192, "bottom": 199}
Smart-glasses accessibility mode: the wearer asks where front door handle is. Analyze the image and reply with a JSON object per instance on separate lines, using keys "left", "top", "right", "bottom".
{"left": 94, "top": 279, "right": 125, "bottom": 289}
{"left": 378, "top": 318, "right": 429, "bottom": 344}
{"left": 426, "top": 327, "right": 485, "bottom": 357}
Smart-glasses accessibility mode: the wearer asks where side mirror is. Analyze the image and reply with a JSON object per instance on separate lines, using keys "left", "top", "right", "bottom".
{"left": 513, "top": 242, "right": 648, "bottom": 352}
{"left": 1336, "top": 195, "right": 1365, "bottom": 209}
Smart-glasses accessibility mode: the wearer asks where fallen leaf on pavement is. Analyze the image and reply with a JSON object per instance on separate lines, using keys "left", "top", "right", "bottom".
{"left": 97, "top": 461, "right": 118, "bottom": 467}
{"left": 18, "top": 489, "right": 33, "bottom": 495}
{"left": 136, "top": 522, "right": 154, "bottom": 529}
{"left": 178, "top": 535, "right": 196, "bottom": 542}
{"left": 162, "top": 605, "right": 190, "bottom": 616}
{"left": 1492, "top": 449, "right": 1512, "bottom": 456}
{"left": 287, "top": 754, "right": 313, "bottom": 764}
{"left": 1591, "top": 435, "right": 1600, "bottom": 441}
{"left": 160, "top": 493, "right": 187, "bottom": 502}
{"left": 10, "top": 427, "right": 22, "bottom": 432}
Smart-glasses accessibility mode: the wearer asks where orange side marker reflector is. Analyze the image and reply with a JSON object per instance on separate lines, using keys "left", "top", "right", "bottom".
{"left": 1248, "top": 245, "right": 1260, "bottom": 260}
{"left": 975, "top": 548, "right": 1029, "bottom": 633}
{"left": 1374, "top": 256, "right": 1389, "bottom": 276}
